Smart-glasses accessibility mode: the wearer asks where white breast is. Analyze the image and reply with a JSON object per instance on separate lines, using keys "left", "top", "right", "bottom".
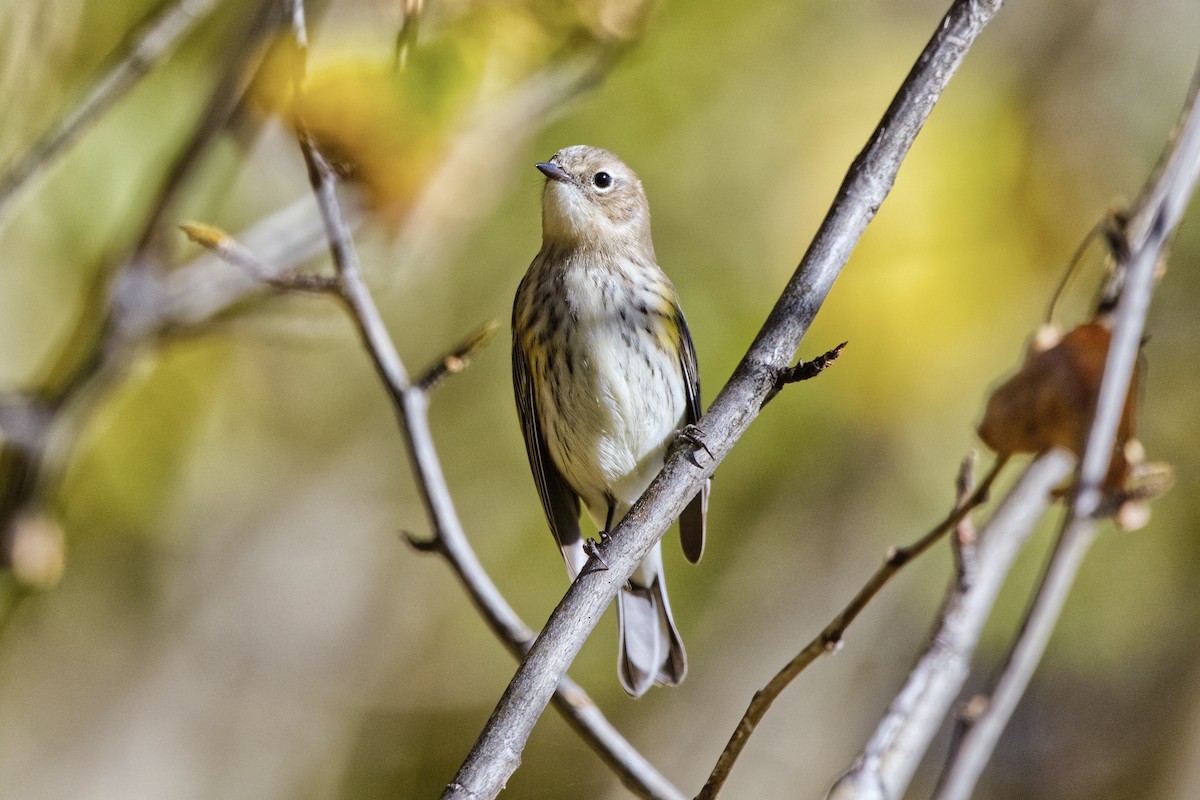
{"left": 539, "top": 259, "right": 686, "bottom": 522}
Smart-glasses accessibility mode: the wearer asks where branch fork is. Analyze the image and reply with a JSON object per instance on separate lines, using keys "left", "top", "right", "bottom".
{"left": 763, "top": 341, "right": 847, "bottom": 406}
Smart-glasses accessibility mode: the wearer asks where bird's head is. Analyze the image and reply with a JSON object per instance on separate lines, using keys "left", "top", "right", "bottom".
{"left": 535, "top": 145, "right": 653, "bottom": 256}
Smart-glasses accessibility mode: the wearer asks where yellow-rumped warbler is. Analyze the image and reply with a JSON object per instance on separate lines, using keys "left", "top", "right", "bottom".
{"left": 512, "top": 145, "right": 708, "bottom": 697}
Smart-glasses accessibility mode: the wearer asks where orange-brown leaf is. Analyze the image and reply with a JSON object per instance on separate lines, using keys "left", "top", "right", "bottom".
{"left": 978, "top": 322, "right": 1138, "bottom": 489}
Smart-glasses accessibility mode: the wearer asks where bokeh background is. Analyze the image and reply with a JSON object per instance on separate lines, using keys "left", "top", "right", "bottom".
{"left": 1, "top": 0, "right": 1199, "bottom": 798}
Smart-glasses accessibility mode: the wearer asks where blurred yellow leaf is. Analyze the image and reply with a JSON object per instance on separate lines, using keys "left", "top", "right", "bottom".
{"left": 249, "top": 7, "right": 563, "bottom": 219}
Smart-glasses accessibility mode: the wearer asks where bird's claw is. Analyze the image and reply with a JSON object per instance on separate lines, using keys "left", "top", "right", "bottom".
{"left": 584, "top": 535, "right": 610, "bottom": 570}
{"left": 676, "top": 423, "right": 713, "bottom": 464}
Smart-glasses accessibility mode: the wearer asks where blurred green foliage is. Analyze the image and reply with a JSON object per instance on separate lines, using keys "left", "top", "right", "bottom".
{"left": 1, "top": 1, "right": 1199, "bottom": 798}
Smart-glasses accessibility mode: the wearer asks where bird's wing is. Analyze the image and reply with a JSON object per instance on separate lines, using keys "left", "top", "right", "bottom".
{"left": 512, "top": 334, "right": 585, "bottom": 579}
{"left": 675, "top": 306, "right": 708, "bottom": 564}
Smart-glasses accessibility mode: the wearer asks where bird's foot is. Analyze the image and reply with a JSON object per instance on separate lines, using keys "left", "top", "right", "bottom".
{"left": 583, "top": 534, "right": 610, "bottom": 570}
{"left": 675, "top": 423, "right": 713, "bottom": 466}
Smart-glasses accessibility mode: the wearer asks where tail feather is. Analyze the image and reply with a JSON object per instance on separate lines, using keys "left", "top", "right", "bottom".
{"left": 617, "top": 570, "right": 686, "bottom": 698}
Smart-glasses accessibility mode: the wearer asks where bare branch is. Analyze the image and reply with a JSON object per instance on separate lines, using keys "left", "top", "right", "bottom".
{"left": 827, "top": 450, "right": 1074, "bottom": 800}
{"left": 280, "top": 3, "right": 685, "bottom": 797}
{"left": 951, "top": 451, "right": 980, "bottom": 588}
{"left": 179, "top": 221, "right": 339, "bottom": 293}
{"left": 0, "top": 0, "right": 222, "bottom": 222}
{"left": 181, "top": 217, "right": 680, "bottom": 795}
{"left": 934, "top": 56, "right": 1200, "bottom": 800}
{"left": 158, "top": 21, "right": 621, "bottom": 332}
{"left": 393, "top": 0, "right": 424, "bottom": 69}
{"left": 1, "top": 1, "right": 275, "bottom": 575}
{"left": 442, "top": 2, "right": 1007, "bottom": 797}
{"left": 761, "top": 341, "right": 847, "bottom": 406}
{"left": 416, "top": 322, "right": 501, "bottom": 392}
{"left": 160, "top": 197, "right": 342, "bottom": 329}
{"left": 696, "top": 454, "right": 1007, "bottom": 800}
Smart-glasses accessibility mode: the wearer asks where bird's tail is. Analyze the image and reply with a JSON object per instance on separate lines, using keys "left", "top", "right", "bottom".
{"left": 617, "top": 551, "right": 686, "bottom": 698}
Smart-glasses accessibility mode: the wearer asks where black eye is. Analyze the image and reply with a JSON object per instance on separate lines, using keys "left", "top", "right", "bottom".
{"left": 592, "top": 171, "right": 613, "bottom": 189}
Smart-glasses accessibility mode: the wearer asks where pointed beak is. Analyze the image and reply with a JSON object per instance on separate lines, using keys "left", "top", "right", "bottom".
{"left": 535, "top": 161, "right": 572, "bottom": 184}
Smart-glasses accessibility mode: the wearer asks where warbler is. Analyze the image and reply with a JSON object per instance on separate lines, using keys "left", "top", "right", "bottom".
{"left": 512, "top": 145, "right": 708, "bottom": 697}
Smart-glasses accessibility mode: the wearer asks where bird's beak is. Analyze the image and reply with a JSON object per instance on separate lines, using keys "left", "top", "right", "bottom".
{"left": 535, "top": 161, "right": 572, "bottom": 184}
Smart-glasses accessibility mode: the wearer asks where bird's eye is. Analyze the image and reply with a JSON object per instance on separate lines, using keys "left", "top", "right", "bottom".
{"left": 592, "top": 171, "right": 613, "bottom": 189}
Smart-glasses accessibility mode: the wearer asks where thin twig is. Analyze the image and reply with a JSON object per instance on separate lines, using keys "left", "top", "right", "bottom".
{"left": 0, "top": 0, "right": 222, "bottom": 222}
{"left": 280, "top": 3, "right": 685, "bottom": 798}
{"left": 179, "top": 221, "right": 339, "bottom": 293}
{"left": 934, "top": 55, "right": 1200, "bottom": 800}
{"left": 951, "top": 451, "right": 980, "bottom": 588}
{"left": 161, "top": 197, "right": 343, "bottom": 329}
{"left": 826, "top": 450, "right": 1073, "bottom": 800}
{"left": 393, "top": 0, "right": 424, "bottom": 70}
{"left": 1, "top": 1, "right": 274, "bottom": 571}
{"left": 777, "top": 341, "right": 847, "bottom": 385}
{"left": 762, "top": 341, "right": 847, "bottom": 406}
{"left": 160, "top": 24, "right": 620, "bottom": 325}
{"left": 416, "top": 321, "right": 501, "bottom": 392}
{"left": 182, "top": 221, "right": 679, "bottom": 796}
{"left": 695, "top": 454, "right": 1007, "bottom": 800}
{"left": 119, "top": 0, "right": 278, "bottom": 270}
{"left": 442, "top": 2, "right": 1007, "bottom": 797}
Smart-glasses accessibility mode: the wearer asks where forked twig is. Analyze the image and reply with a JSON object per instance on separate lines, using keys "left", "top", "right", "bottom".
{"left": 0, "top": 0, "right": 222, "bottom": 221}
{"left": 276, "top": 3, "right": 686, "bottom": 798}
{"left": 180, "top": 222, "right": 339, "bottom": 293}
{"left": 442, "top": 3, "right": 1007, "bottom": 798}
{"left": 933, "top": 55, "right": 1200, "bottom": 800}
{"left": 416, "top": 322, "right": 500, "bottom": 392}
{"left": 762, "top": 341, "right": 848, "bottom": 407}
{"left": 827, "top": 450, "right": 1073, "bottom": 800}
{"left": 696, "top": 454, "right": 1008, "bottom": 800}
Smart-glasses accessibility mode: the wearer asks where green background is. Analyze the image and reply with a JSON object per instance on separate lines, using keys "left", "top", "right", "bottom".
{"left": 1, "top": 0, "right": 1199, "bottom": 798}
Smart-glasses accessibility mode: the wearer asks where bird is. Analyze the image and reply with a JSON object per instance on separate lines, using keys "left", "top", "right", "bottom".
{"left": 512, "top": 145, "right": 708, "bottom": 697}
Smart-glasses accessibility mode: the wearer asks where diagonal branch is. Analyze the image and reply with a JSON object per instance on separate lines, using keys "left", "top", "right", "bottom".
{"left": 933, "top": 54, "right": 1200, "bottom": 800}
{"left": 181, "top": 214, "right": 684, "bottom": 797}
{"left": 441, "top": 1, "right": 1007, "bottom": 798}
{"left": 1, "top": 2, "right": 275, "bottom": 575}
{"left": 696, "top": 454, "right": 1008, "bottom": 800}
{"left": 416, "top": 321, "right": 499, "bottom": 392}
{"left": 827, "top": 450, "right": 1074, "bottom": 800}
{"left": 4, "top": 0, "right": 665, "bottom": 780}
{"left": 280, "top": 3, "right": 685, "bottom": 798}
{"left": 0, "top": 0, "right": 223, "bottom": 222}
{"left": 156, "top": 38, "right": 622, "bottom": 332}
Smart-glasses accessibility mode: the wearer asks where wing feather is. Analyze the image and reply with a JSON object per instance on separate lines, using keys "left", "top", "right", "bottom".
{"left": 674, "top": 307, "right": 708, "bottom": 564}
{"left": 512, "top": 332, "right": 585, "bottom": 579}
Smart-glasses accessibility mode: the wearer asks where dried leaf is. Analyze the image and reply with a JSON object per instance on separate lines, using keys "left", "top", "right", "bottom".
{"left": 978, "top": 322, "right": 1139, "bottom": 491}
